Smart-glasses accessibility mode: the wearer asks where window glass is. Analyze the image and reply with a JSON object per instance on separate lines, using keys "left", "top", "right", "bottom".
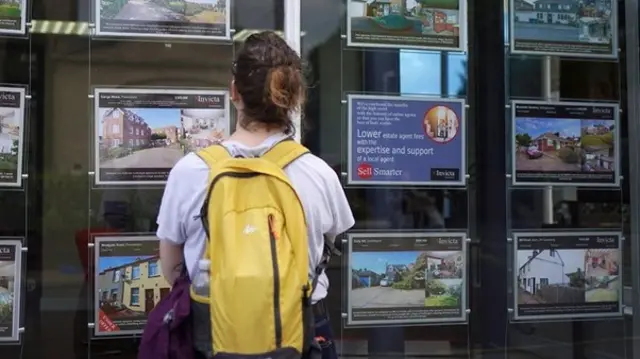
{"left": 130, "top": 287, "right": 139, "bottom": 305}
{"left": 132, "top": 265, "right": 140, "bottom": 279}
{"left": 148, "top": 260, "right": 159, "bottom": 277}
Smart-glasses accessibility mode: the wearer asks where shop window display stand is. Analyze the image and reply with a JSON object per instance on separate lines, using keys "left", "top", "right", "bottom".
{"left": 0, "top": 1, "right": 34, "bottom": 352}
{"left": 503, "top": 1, "right": 628, "bottom": 357}
{"left": 82, "top": 1, "right": 236, "bottom": 357}
{"left": 335, "top": 1, "right": 474, "bottom": 357}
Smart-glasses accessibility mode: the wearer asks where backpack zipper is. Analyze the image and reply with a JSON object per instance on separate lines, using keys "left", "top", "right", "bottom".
{"left": 268, "top": 214, "right": 283, "bottom": 348}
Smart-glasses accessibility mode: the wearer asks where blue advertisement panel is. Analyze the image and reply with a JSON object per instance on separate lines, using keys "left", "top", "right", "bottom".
{"left": 347, "top": 95, "right": 466, "bottom": 186}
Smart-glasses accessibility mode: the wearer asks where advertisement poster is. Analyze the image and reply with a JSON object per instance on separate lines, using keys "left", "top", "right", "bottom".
{"left": 512, "top": 100, "right": 619, "bottom": 187}
{"left": 0, "top": 240, "right": 22, "bottom": 342}
{"left": 0, "top": 0, "right": 26, "bottom": 35}
{"left": 513, "top": 231, "right": 622, "bottom": 321}
{"left": 347, "top": 0, "right": 466, "bottom": 51}
{"left": 94, "top": 88, "right": 229, "bottom": 185}
{"left": 347, "top": 232, "right": 467, "bottom": 326}
{"left": 95, "top": 0, "right": 230, "bottom": 40}
{"left": 94, "top": 235, "right": 170, "bottom": 336}
{"left": 0, "top": 87, "right": 25, "bottom": 188}
{"left": 348, "top": 94, "right": 466, "bottom": 186}
{"left": 510, "top": 0, "right": 617, "bottom": 58}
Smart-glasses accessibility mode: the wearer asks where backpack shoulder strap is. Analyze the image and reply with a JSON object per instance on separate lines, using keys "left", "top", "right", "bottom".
{"left": 196, "top": 144, "right": 231, "bottom": 168}
{"left": 261, "top": 138, "right": 310, "bottom": 169}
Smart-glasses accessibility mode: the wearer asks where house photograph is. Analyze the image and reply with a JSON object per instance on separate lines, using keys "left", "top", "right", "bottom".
{"left": 351, "top": 250, "right": 463, "bottom": 308}
{"left": 423, "top": 251, "right": 464, "bottom": 279}
{"left": 512, "top": 0, "right": 613, "bottom": 45}
{"left": 180, "top": 108, "right": 228, "bottom": 152}
{"left": 97, "top": 107, "right": 184, "bottom": 170}
{"left": 97, "top": 254, "right": 171, "bottom": 321}
{"left": 517, "top": 248, "right": 588, "bottom": 305}
{"left": 99, "top": 0, "right": 227, "bottom": 26}
{"left": 517, "top": 246, "right": 621, "bottom": 306}
{"left": 580, "top": 119, "right": 615, "bottom": 172}
{"left": 348, "top": 0, "right": 461, "bottom": 46}
{"left": 0, "top": 107, "right": 21, "bottom": 173}
{"left": 514, "top": 117, "right": 582, "bottom": 173}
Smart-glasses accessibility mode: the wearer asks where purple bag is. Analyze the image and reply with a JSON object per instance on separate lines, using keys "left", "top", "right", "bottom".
{"left": 138, "top": 271, "right": 193, "bottom": 359}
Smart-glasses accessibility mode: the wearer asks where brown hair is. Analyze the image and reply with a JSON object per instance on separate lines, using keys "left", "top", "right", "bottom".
{"left": 232, "top": 31, "right": 306, "bottom": 135}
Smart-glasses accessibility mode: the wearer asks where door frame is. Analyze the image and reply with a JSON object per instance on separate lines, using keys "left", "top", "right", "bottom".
{"left": 283, "top": 0, "right": 302, "bottom": 142}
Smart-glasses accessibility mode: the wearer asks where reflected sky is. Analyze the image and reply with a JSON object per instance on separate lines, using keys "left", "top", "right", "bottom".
{"left": 400, "top": 7, "right": 509, "bottom": 95}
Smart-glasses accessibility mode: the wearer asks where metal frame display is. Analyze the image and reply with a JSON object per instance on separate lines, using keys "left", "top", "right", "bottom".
{"left": 93, "top": 0, "right": 232, "bottom": 41}
{"left": 510, "top": 100, "right": 621, "bottom": 187}
{"left": 508, "top": 0, "right": 618, "bottom": 59}
{"left": 0, "top": 239, "right": 23, "bottom": 343}
{"left": 92, "top": 87, "right": 230, "bottom": 186}
{"left": 346, "top": 94, "right": 467, "bottom": 187}
{"left": 511, "top": 231, "right": 623, "bottom": 322}
{"left": 92, "top": 234, "right": 165, "bottom": 337}
{"left": 345, "top": 0, "right": 468, "bottom": 53}
{"left": 345, "top": 231, "right": 468, "bottom": 327}
{"left": 624, "top": 0, "right": 640, "bottom": 356}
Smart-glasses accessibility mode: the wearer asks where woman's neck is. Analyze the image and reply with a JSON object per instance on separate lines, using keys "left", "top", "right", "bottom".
{"left": 229, "top": 123, "right": 284, "bottom": 146}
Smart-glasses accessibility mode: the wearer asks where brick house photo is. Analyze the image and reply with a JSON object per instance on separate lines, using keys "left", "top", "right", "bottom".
{"left": 97, "top": 107, "right": 184, "bottom": 170}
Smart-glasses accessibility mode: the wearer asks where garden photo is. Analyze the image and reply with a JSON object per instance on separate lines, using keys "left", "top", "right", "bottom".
{"left": 585, "top": 275, "right": 619, "bottom": 303}
{"left": 580, "top": 119, "right": 615, "bottom": 172}
{"left": 351, "top": 250, "right": 464, "bottom": 308}
{"left": 0, "top": 0, "right": 21, "bottom": 19}
{"left": 0, "top": 259, "right": 15, "bottom": 332}
{"left": 0, "top": 107, "right": 21, "bottom": 173}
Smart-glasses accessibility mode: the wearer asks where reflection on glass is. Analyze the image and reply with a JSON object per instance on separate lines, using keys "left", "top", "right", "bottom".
{"left": 400, "top": 50, "right": 467, "bottom": 97}
{"left": 447, "top": 54, "right": 466, "bottom": 96}
{"left": 349, "top": 189, "right": 467, "bottom": 230}
{"left": 400, "top": 50, "right": 441, "bottom": 95}
{"left": 510, "top": 189, "right": 624, "bottom": 230}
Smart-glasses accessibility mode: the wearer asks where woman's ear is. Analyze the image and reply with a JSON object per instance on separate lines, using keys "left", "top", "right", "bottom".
{"left": 230, "top": 81, "right": 242, "bottom": 108}
{"left": 230, "top": 80, "right": 238, "bottom": 102}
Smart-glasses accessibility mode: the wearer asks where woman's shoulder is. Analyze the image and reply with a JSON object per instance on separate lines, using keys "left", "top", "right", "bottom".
{"left": 286, "top": 153, "right": 343, "bottom": 198}
{"left": 169, "top": 152, "right": 211, "bottom": 176}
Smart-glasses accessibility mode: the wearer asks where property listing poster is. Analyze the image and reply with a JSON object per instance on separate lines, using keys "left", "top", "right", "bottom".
{"left": 0, "top": 87, "right": 25, "bottom": 188}
{"left": 347, "top": 232, "right": 467, "bottom": 326}
{"left": 510, "top": 0, "right": 616, "bottom": 58}
{"left": 94, "top": 88, "right": 229, "bottom": 185}
{"left": 347, "top": 0, "right": 466, "bottom": 51}
{"left": 0, "top": 0, "right": 26, "bottom": 35}
{"left": 511, "top": 100, "right": 619, "bottom": 187}
{"left": 95, "top": 0, "right": 230, "bottom": 40}
{"left": 0, "top": 240, "right": 22, "bottom": 342}
{"left": 513, "top": 232, "right": 622, "bottom": 321}
{"left": 348, "top": 94, "right": 466, "bottom": 186}
{"left": 94, "top": 235, "right": 170, "bottom": 336}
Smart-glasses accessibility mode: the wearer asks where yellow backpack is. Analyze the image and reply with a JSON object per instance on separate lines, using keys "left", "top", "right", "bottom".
{"left": 191, "top": 139, "right": 318, "bottom": 358}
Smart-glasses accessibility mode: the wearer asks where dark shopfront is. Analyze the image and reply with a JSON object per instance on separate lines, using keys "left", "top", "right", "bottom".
{"left": 0, "top": 0, "right": 639, "bottom": 358}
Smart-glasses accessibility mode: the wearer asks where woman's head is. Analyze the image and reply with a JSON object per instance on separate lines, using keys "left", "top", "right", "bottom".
{"left": 231, "top": 31, "right": 305, "bottom": 135}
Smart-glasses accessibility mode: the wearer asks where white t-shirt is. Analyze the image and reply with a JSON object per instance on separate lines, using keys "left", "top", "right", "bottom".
{"left": 156, "top": 133, "right": 355, "bottom": 303}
